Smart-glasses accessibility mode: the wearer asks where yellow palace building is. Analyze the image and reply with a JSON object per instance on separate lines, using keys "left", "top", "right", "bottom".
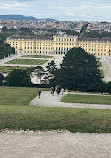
{"left": 6, "top": 35, "right": 111, "bottom": 56}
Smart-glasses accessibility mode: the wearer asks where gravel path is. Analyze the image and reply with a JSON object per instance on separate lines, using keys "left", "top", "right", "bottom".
{"left": 30, "top": 91, "right": 111, "bottom": 109}
{"left": 0, "top": 131, "right": 111, "bottom": 158}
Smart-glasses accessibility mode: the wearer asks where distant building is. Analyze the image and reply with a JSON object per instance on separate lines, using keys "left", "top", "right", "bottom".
{"left": 6, "top": 35, "right": 111, "bottom": 56}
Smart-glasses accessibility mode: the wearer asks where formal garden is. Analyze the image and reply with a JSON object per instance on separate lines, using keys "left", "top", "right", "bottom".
{"left": 6, "top": 59, "right": 48, "bottom": 65}
{"left": 0, "top": 66, "right": 27, "bottom": 74}
{"left": 22, "top": 55, "right": 53, "bottom": 58}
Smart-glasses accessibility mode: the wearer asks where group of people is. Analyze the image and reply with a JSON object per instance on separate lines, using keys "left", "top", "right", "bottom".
{"left": 51, "top": 86, "right": 64, "bottom": 96}
{"left": 38, "top": 86, "right": 65, "bottom": 99}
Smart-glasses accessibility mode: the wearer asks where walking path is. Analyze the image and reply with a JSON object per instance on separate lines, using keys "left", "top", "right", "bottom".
{"left": 30, "top": 91, "right": 111, "bottom": 109}
{"left": 0, "top": 131, "right": 111, "bottom": 158}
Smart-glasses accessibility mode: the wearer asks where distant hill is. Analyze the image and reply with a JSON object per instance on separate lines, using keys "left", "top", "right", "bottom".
{"left": 44, "top": 18, "right": 57, "bottom": 21}
{"left": 0, "top": 15, "right": 37, "bottom": 21}
{"left": 0, "top": 15, "right": 57, "bottom": 21}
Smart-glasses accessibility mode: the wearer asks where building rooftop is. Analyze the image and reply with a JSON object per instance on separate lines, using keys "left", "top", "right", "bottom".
{"left": 7, "top": 35, "right": 53, "bottom": 41}
{"left": 79, "top": 37, "right": 111, "bottom": 43}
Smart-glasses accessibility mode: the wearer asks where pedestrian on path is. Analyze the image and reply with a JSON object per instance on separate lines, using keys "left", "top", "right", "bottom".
{"left": 38, "top": 90, "right": 41, "bottom": 98}
{"left": 61, "top": 88, "right": 64, "bottom": 95}
{"left": 57, "top": 86, "right": 61, "bottom": 95}
{"left": 51, "top": 87, "right": 55, "bottom": 96}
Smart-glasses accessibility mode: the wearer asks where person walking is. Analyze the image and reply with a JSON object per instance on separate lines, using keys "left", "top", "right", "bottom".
{"left": 57, "top": 86, "right": 61, "bottom": 95}
{"left": 38, "top": 90, "right": 41, "bottom": 98}
{"left": 51, "top": 87, "right": 55, "bottom": 96}
{"left": 61, "top": 88, "right": 64, "bottom": 95}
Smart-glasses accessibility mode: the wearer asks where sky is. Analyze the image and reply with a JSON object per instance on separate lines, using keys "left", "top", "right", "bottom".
{"left": 0, "top": 0, "right": 111, "bottom": 21}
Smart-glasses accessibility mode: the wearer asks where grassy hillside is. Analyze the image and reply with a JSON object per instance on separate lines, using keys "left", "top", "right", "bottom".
{"left": 0, "top": 86, "right": 111, "bottom": 133}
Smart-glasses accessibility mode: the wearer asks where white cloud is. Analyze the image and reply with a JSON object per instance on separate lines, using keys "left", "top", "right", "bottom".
{"left": 0, "top": 0, "right": 111, "bottom": 21}
{"left": 0, "top": 2, "right": 28, "bottom": 9}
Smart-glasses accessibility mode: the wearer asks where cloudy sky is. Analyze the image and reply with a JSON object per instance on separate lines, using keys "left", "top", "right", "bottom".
{"left": 0, "top": 0, "right": 111, "bottom": 21}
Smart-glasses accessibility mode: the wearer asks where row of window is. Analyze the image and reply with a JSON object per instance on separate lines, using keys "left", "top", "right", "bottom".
{"left": 8, "top": 41, "right": 111, "bottom": 48}
{"left": 56, "top": 38, "right": 75, "bottom": 42}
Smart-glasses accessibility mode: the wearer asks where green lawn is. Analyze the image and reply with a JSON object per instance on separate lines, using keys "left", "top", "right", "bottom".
{"left": 0, "top": 86, "right": 111, "bottom": 133}
{"left": 61, "top": 94, "right": 111, "bottom": 105}
{"left": 6, "top": 59, "right": 48, "bottom": 65}
{"left": 0, "top": 66, "right": 27, "bottom": 74}
{"left": 22, "top": 55, "right": 53, "bottom": 58}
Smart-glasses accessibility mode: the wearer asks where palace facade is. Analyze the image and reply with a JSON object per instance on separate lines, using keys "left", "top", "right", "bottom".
{"left": 6, "top": 35, "right": 111, "bottom": 56}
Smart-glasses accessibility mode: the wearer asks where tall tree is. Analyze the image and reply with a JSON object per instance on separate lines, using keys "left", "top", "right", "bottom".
{"left": 32, "top": 66, "right": 45, "bottom": 84}
{"left": 53, "top": 47, "right": 102, "bottom": 92}
{"left": 43, "top": 60, "right": 57, "bottom": 84}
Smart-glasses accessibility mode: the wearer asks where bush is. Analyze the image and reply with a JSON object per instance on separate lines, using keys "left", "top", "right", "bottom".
{"left": 5, "top": 69, "right": 33, "bottom": 87}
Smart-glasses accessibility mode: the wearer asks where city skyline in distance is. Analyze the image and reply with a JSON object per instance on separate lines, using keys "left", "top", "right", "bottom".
{"left": 0, "top": 0, "right": 111, "bottom": 22}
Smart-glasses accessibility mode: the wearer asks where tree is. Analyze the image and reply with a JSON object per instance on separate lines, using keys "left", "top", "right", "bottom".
{"left": 2, "top": 26, "right": 8, "bottom": 32}
{"left": 106, "top": 82, "right": 111, "bottom": 93}
{"left": 43, "top": 60, "right": 57, "bottom": 84}
{"left": 0, "top": 42, "right": 15, "bottom": 59}
{"left": 33, "top": 66, "right": 45, "bottom": 84}
{"left": 52, "top": 47, "right": 102, "bottom": 92}
{"left": 0, "top": 73, "right": 4, "bottom": 86}
{"left": 5, "top": 69, "right": 32, "bottom": 87}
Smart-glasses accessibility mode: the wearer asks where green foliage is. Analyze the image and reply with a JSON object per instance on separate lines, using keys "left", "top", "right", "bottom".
{"left": 100, "top": 69, "right": 104, "bottom": 78}
{"left": 82, "top": 31, "right": 111, "bottom": 38}
{"left": 0, "top": 42, "right": 15, "bottom": 59}
{"left": 19, "top": 28, "right": 34, "bottom": 36}
{"left": 52, "top": 47, "right": 102, "bottom": 92}
{"left": 0, "top": 73, "right": 4, "bottom": 86}
{"left": 106, "top": 82, "right": 111, "bottom": 93}
{"left": 32, "top": 66, "right": 45, "bottom": 84}
{"left": 61, "top": 29, "right": 79, "bottom": 36}
{"left": 5, "top": 69, "right": 33, "bottom": 87}
{"left": 43, "top": 60, "right": 57, "bottom": 84}
{"left": 2, "top": 26, "right": 8, "bottom": 32}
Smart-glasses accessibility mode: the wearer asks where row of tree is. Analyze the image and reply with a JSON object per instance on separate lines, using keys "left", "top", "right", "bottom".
{"left": 82, "top": 31, "right": 111, "bottom": 38}
{"left": 0, "top": 41, "right": 15, "bottom": 59}
{"left": 1, "top": 47, "right": 111, "bottom": 93}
